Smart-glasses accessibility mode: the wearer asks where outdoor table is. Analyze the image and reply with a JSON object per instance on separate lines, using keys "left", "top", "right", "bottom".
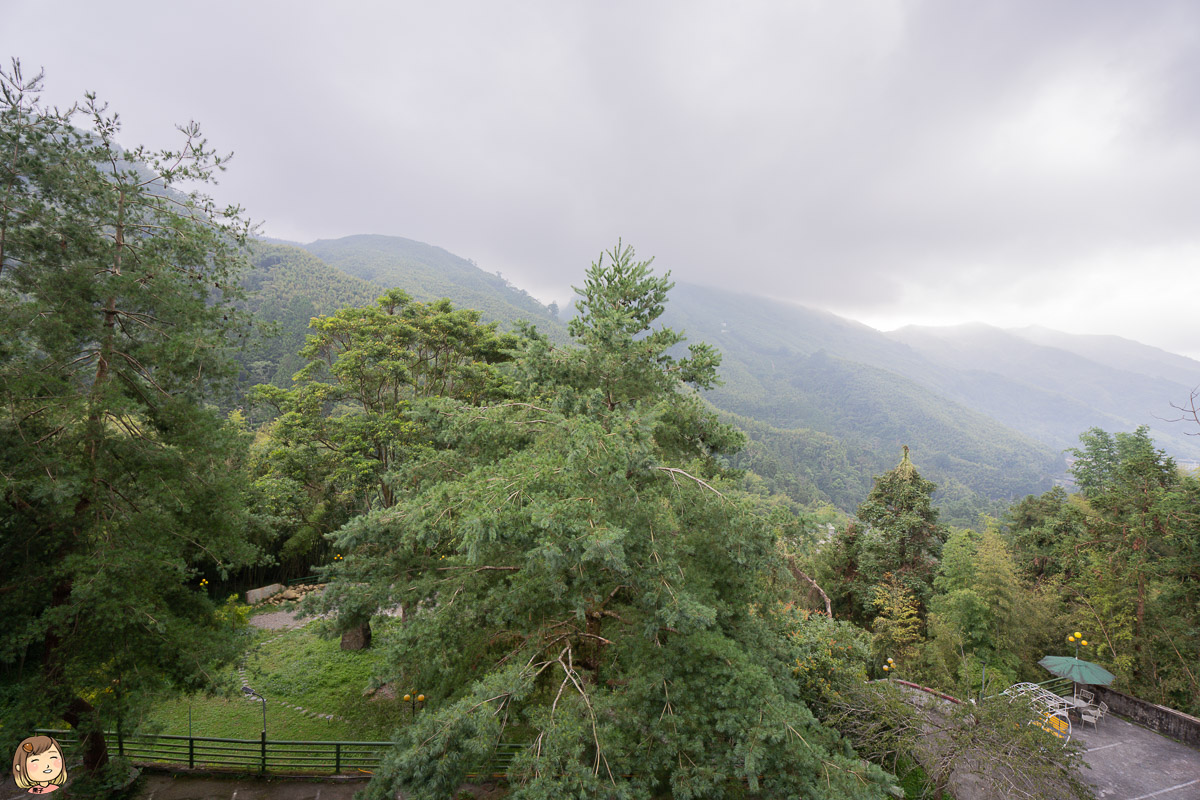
{"left": 1060, "top": 696, "right": 1096, "bottom": 718}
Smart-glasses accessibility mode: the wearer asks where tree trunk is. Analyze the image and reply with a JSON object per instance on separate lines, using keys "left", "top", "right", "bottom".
{"left": 62, "top": 697, "right": 109, "bottom": 774}
{"left": 786, "top": 556, "right": 833, "bottom": 616}
{"left": 340, "top": 621, "right": 372, "bottom": 650}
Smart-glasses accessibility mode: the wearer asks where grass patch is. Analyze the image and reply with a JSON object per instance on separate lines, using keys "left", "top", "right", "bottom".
{"left": 895, "top": 759, "right": 930, "bottom": 799}
{"left": 143, "top": 695, "right": 364, "bottom": 741}
{"left": 142, "top": 619, "right": 408, "bottom": 742}
{"left": 247, "top": 623, "right": 388, "bottom": 713}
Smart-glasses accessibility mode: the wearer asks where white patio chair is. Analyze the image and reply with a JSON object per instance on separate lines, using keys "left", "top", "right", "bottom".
{"left": 1080, "top": 706, "right": 1100, "bottom": 729}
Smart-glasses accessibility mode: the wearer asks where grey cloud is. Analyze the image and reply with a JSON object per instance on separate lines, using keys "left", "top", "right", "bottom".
{"left": 5, "top": 0, "right": 1200, "bottom": 355}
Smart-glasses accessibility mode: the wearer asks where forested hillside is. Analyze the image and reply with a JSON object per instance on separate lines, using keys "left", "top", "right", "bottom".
{"left": 304, "top": 234, "right": 569, "bottom": 342}
{"left": 238, "top": 236, "right": 569, "bottom": 396}
{"left": 659, "top": 283, "right": 1062, "bottom": 518}
{"left": 718, "top": 410, "right": 875, "bottom": 511}
{"left": 240, "top": 242, "right": 382, "bottom": 386}
{"left": 238, "top": 240, "right": 1063, "bottom": 520}
{"left": 237, "top": 235, "right": 1200, "bottom": 527}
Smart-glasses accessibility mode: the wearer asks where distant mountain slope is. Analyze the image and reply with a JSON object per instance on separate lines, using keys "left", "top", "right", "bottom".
{"left": 239, "top": 234, "right": 1198, "bottom": 518}
{"left": 302, "top": 235, "right": 569, "bottom": 342}
{"left": 1012, "top": 326, "right": 1200, "bottom": 389}
{"left": 891, "top": 324, "right": 1200, "bottom": 459}
{"left": 716, "top": 409, "right": 877, "bottom": 511}
{"left": 240, "top": 242, "right": 383, "bottom": 386}
{"left": 659, "top": 283, "right": 1062, "bottom": 512}
{"left": 246, "top": 241, "right": 380, "bottom": 311}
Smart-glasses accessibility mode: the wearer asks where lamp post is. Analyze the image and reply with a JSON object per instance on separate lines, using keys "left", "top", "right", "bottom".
{"left": 402, "top": 692, "right": 426, "bottom": 718}
{"left": 242, "top": 686, "right": 267, "bottom": 772}
{"left": 1065, "top": 632, "right": 1089, "bottom": 700}
{"left": 1066, "top": 632, "right": 1089, "bottom": 659}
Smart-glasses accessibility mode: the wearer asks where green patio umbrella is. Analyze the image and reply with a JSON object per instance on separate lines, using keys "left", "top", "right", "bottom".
{"left": 1038, "top": 655, "right": 1116, "bottom": 688}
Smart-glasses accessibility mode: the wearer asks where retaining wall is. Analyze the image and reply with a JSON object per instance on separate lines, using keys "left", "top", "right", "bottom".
{"left": 1093, "top": 686, "right": 1200, "bottom": 748}
{"left": 245, "top": 583, "right": 284, "bottom": 605}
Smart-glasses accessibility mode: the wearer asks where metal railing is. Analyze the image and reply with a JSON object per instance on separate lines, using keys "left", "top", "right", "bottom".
{"left": 1037, "top": 676, "right": 1075, "bottom": 697}
{"left": 39, "top": 729, "right": 390, "bottom": 775}
{"left": 38, "top": 729, "right": 524, "bottom": 777}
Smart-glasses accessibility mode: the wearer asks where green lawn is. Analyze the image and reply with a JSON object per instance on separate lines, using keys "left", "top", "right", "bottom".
{"left": 140, "top": 617, "right": 408, "bottom": 742}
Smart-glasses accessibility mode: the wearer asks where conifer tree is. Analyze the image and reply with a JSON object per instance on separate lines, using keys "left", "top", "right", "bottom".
{"left": 0, "top": 62, "right": 257, "bottom": 778}
{"left": 830, "top": 446, "right": 947, "bottom": 622}
{"left": 315, "top": 243, "right": 893, "bottom": 799}
{"left": 251, "top": 291, "right": 518, "bottom": 645}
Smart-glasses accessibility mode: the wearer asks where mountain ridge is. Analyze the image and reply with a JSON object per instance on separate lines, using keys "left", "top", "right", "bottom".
{"left": 239, "top": 233, "right": 1200, "bottom": 519}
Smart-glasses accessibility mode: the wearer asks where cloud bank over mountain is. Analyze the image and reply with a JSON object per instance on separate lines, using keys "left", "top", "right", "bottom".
{"left": 6, "top": 0, "right": 1200, "bottom": 355}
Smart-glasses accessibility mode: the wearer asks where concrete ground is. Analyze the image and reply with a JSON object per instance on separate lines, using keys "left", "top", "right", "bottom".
{"left": 1, "top": 772, "right": 367, "bottom": 800}
{"left": 1073, "top": 714, "right": 1200, "bottom": 799}
{"left": 132, "top": 774, "right": 366, "bottom": 800}
{"left": 4, "top": 709, "right": 1195, "bottom": 799}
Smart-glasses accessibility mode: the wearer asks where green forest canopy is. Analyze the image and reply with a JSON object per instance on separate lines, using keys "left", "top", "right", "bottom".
{"left": 3, "top": 64, "right": 1193, "bottom": 800}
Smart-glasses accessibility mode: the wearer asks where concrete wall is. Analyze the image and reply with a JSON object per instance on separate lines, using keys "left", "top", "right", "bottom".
{"left": 1093, "top": 686, "right": 1200, "bottom": 748}
{"left": 245, "top": 583, "right": 284, "bottom": 605}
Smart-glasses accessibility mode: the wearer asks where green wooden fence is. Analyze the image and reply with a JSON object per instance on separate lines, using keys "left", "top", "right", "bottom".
{"left": 38, "top": 729, "right": 523, "bottom": 777}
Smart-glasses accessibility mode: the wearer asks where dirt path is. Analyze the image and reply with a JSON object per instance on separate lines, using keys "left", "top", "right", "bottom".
{"left": 248, "top": 610, "right": 314, "bottom": 632}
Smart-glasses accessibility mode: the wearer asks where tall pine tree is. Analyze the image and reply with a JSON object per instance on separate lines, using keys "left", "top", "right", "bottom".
{"left": 0, "top": 62, "right": 257, "bottom": 777}
{"left": 825, "top": 446, "right": 946, "bottom": 623}
{"left": 313, "top": 243, "right": 893, "bottom": 800}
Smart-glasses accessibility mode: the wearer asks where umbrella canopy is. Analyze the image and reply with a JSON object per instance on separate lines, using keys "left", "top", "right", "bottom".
{"left": 1038, "top": 655, "right": 1116, "bottom": 686}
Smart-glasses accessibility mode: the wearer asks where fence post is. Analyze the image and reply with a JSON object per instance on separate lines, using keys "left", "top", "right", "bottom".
{"left": 260, "top": 731, "right": 267, "bottom": 773}
{"left": 335, "top": 742, "right": 341, "bottom": 774}
{"left": 188, "top": 736, "right": 194, "bottom": 769}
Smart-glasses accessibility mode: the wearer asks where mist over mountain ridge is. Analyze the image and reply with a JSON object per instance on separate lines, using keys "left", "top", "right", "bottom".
{"left": 661, "top": 281, "right": 1200, "bottom": 462}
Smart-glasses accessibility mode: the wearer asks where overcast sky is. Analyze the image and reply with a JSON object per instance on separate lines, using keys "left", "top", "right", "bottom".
{"left": 5, "top": 0, "right": 1200, "bottom": 357}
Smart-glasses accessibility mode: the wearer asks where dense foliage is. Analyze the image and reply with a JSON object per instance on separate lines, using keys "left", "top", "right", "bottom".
{"left": 1006, "top": 427, "right": 1200, "bottom": 714}
{"left": 0, "top": 62, "right": 257, "bottom": 778}
{"left": 310, "top": 244, "right": 894, "bottom": 799}
{"left": 247, "top": 289, "right": 517, "bottom": 582}
{"left": 820, "top": 448, "right": 947, "bottom": 625}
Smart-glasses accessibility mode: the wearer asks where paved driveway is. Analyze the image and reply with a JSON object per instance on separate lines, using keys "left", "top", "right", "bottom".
{"left": 1074, "top": 715, "right": 1200, "bottom": 799}
{"left": 132, "top": 774, "right": 364, "bottom": 800}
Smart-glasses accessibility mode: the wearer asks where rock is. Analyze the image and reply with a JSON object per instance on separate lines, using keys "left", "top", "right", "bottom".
{"left": 245, "top": 583, "right": 284, "bottom": 605}
{"left": 281, "top": 588, "right": 300, "bottom": 600}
